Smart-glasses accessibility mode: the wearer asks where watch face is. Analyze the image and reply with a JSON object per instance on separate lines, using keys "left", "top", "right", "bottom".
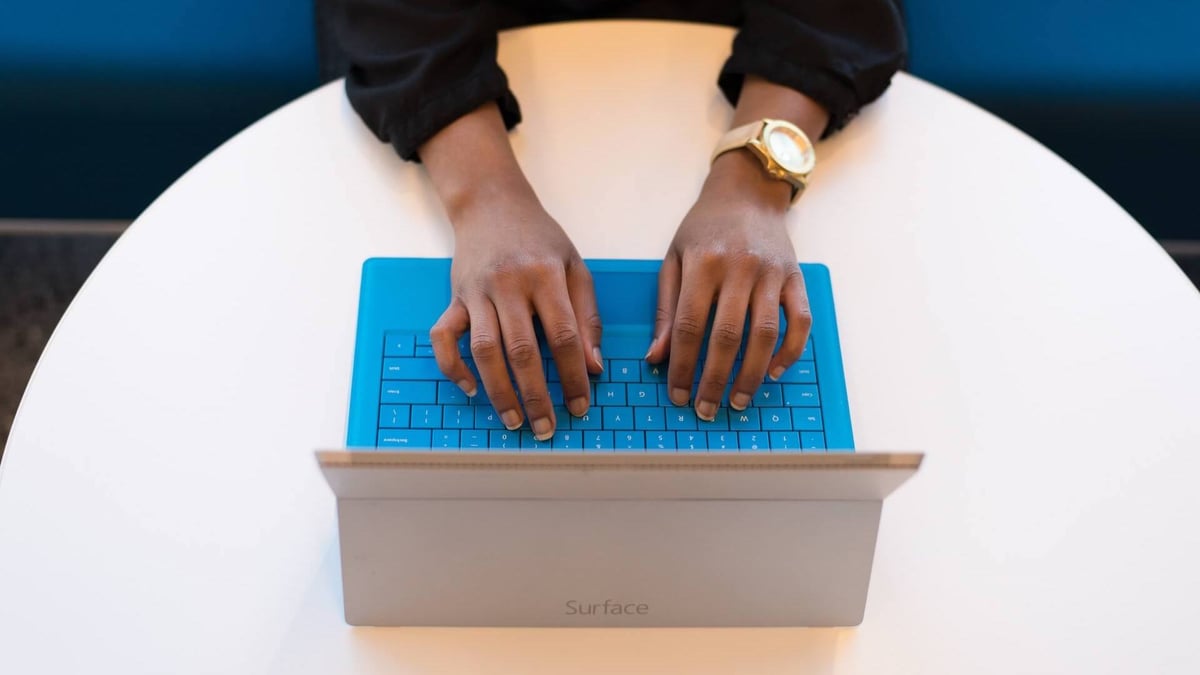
{"left": 764, "top": 123, "right": 815, "bottom": 175}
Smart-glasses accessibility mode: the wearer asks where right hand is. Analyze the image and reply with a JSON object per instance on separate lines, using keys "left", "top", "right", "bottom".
{"left": 430, "top": 191, "right": 603, "bottom": 441}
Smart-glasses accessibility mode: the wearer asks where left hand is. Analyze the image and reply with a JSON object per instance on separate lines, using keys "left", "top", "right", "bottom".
{"left": 646, "top": 150, "right": 813, "bottom": 421}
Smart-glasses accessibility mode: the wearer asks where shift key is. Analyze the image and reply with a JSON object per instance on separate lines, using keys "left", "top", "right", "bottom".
{"left": 382, "top": 358, "right": 443, "bottom": 380}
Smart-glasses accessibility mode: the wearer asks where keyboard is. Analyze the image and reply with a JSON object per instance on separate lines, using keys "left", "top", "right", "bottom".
{"left": 375, "top": 328, "right": 836, "bottom": 452}
{"left": 347, "top": 258, "right": 854, "bottom": 453}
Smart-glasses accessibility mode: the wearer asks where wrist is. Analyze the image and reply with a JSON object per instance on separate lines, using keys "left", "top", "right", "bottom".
{"left": 443, "top": 171, "right": 539, "bottom": 227}
{"left": 703, "top": 150, "right": 792, "bottom": 214}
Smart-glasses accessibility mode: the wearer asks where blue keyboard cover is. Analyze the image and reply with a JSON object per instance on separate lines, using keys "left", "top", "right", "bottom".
{"left": 348, "top": 259, "right": 854, "bottom": 453}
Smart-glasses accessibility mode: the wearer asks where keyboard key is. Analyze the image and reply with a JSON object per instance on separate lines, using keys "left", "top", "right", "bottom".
{"left": 627, "top": 383, "right": 657, "bottom": 406}
{"left": 442, "top": 405, "right": 472, "bottom": 429}
{"left": 584, "top": 431, "right": 614, "bottom": 451}
{"left": 793, "top": 408, "right": 823, "bottom": 431}
{"left": 783, "top": 384, "right": 820, "bottom": 407}
{"left": 677, "top": 431, "right": 705, "bottom": 452}
{"left": 410, "top": 405, "right": 441, "bottom": 429}
{"left": 801, "top": 339, "right": 814, "bottom": 361}
{"left": 728, "top": 408, "right": 761, "bottom": 431}
{"left": 776, "top": 361, "right": 817, "bottom": 384}
{"left": 645, "top": 431, "right": 675, "bottom": 450}
{"left": 383, "top": 332, "right": 415, "bottom": 357}
{"left": 738, "top": 432, "right": 769, "bottom": 452}
{"left": 377, "top": 429, "right": 430, "bottom": 449}
{"left": 546, "top": 360, "right": 561, "bottom": 382}
{"left": 380, "top": 380, "right": 437, "bottom": 404}
{"left": 415, "top": 331, "right": 432, "bottom": 347}
{"left": 520, "top": 431, "right": 553, "bottom": 451}
{"left": 602, "top": 406, "right": 634, "bottom": 430}
{"left": 801, "top": 432, "right": 826, "bottom": 451}
{"left": 547, "top": 382, "right": 565, "bottom": 406}
{"left": 601, "top": 333, "right": 653, "bottom": 359}
{"left": 433, "top": 430, "right": 459, "bottom": 449}
{"left": 614, "top": 431, "right": 645, "bottom": 450}
{"left": 437, "top": 381, "right": 468, "bottom": 405}
{"left": 378, "top": 405, "right": 411, "bottom": 428}
{"left": 414, "top": 345, "right": 436, "bottom": 357}
{"left": 553, "top": 430, "right": 583, "bottom": 450}
{"left": 461, "top": 430, "right": 487, "bottom": 449}
{"left": 752, "top": 384, "right": 783, "bottom": 407}
{"left": 761, "top": 408, "right": 792, "bottom": 431}
{"left": 610, "top": 360, "right": 641, "bottom": 383}
{"left": 641, "top": 361, "right": 667, "bottom": 381}
{"left": 634, "top": 407, "right": 665, "bottom": 430}
{"left": 570, "top": 411, "right": 602, "bottom": 430}
{"left": 489, "top": 430, "right": 520, "bottom": 449}
{"left": 595, "top": 382, "right": 626, "bottom": 406}
{"left": 475, "top": 407, "right": 505, "bottom": 429}
{"left": 770, "top": 431, "right": 801, "bottom": 452}
{"left": 382, "top": 358, "right": 442, "bottom": 381}
{"left": 707, "top": 431, "right": 737, "bottom": 450}
{"left": 666, "top": 409, "right": 697, "bottom": 430}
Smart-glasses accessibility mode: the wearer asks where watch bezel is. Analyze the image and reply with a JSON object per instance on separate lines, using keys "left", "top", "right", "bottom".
{"left": 759, "top": 119, "right": 816, "bottom": 176}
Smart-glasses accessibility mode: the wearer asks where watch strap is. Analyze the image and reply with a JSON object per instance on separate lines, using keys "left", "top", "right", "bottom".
{"left": 710, "top": 120, "right": 767, "bottom": 164}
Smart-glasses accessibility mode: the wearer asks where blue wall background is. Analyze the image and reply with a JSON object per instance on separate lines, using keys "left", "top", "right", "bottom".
{"left": 1, "top": 1, "right": 1197, "bottom": 239}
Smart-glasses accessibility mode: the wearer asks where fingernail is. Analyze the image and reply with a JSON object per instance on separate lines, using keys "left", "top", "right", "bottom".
{"left": 501, "top": 409, "right": 523, "bottom": 430}
{"left": 568, "top": 396, "right": 589, "bottom": 417}
{"left": 644, "top": 337, "right": 657, "bottom": 361}
{"left": 730, "top": 392, "right": 751, "bottom": 410}
{"left": 456, "top": 379, "right": 477, "bottom": 397}
{"left": 532, "top": 417, "right": 554, "bottom": 440}
{"left": 670, "top": 387, "right": 690, "bottom": 406}
{"left": 769, "top": 366, "right": 785, "bottom": 381}
{"left": 593, "top": 347, "right": 604, "bottom": 370}
{"left": 696, "top": 400, "right": 717, "bottom": 421}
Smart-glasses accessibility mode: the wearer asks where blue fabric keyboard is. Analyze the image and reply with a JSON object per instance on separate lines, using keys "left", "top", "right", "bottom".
{"left": 347, "top": 258, "right": 855, "bottom": 452}
{"left": 375, "top": 329, "right": 833, "bottom": 452}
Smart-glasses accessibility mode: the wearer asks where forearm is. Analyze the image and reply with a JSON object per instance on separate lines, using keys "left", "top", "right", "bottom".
{"left": 418, "top": 102, "right": 537, "bottom": 226}
{"left": 706, "top": 76, "right": 830, "bottom": 211}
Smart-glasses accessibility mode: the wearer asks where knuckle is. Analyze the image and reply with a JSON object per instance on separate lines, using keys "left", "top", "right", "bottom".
{"left": 788, "top": 308, "right": 813, "bottom": 331}
{"left": 673, "top": 315, "right": 706, "bottom": 343}
{"left": 470, "top": 334, "right": 502, "bottom": 360}
{"left": 701, "top": 370, "right": 729, "bottom": 391}
{"left": 519, "top": 391, "right": 548, "bottom": 408}
{"left": 546, "top": 322, "right": 581, "bottom": 351}
{"left": 752, "top": 320, "right": 780, "bottom": 343}
{"left": 712, "top": 322, "right": 742, "bottom": 349}
{"left": 505, "top": 337, "right": 539, "bottom": 368}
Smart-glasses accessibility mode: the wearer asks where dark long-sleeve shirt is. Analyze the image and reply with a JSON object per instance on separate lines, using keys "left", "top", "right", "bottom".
{"left": 317, "top": 1, "right": 907, "bottom": 161}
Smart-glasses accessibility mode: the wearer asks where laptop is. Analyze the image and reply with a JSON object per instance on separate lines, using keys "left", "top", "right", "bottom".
{"left": 319, "top": 257, "right": 921, "bottom": 626}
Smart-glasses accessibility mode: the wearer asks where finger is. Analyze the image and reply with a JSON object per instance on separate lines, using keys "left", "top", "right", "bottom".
{"left": 565, "top": 259, "right": 604, "bottom": 374}
{"left": 430, "top": 298, "right": 477, "bottom": 396}
{"left": 648, "top": 253, "right": 681, "bottom": 364}
{"left": 729, "top": 274, "right": 783, "bottom": 410}
{"left": 494, "top": 290, "right": 557, "bottom": 440}
{"left": 534, "top": 275, "right": 591, "bottom": 418}
{"left": 467, "top": 297, "right": 523, "bottom": 431}
{"left": 694, "top": 270, "right": 754, "bottom": 421}
{"left": 768, "top": 271, "right": 813, "bottom": 379}
{"left": 666, "top": 255, "right": 719, "bottom": 407}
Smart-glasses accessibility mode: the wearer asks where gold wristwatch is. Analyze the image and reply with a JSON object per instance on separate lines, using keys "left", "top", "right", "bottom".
{"left": 711, "top": 118, "right": 816, "bottom": 205}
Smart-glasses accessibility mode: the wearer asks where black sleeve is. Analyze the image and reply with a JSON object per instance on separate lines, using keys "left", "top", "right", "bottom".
{"left": 719, "top": 0, "right": 907, "bottom": 136}
{"left": 325, "top": 0, "right": 521, "bottom": 161}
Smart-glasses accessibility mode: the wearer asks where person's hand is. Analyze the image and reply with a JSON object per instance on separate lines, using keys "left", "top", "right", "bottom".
{"left": 646, "top": 150, "right": 812, "bottom": 420}
{"left": 429, "top": 189, "right": 603, "bottom": 440}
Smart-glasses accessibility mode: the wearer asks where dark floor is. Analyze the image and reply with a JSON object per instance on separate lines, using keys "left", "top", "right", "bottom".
{"left": 1, "top": 234, "right": 1199, "bottom": 459}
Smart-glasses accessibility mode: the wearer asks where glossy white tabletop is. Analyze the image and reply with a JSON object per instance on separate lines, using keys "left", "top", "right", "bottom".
{"left": 2, "top": 21, "right": 1199, "bottom": 674}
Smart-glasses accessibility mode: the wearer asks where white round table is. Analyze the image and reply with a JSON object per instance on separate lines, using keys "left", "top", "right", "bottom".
{"left": 2, "top": 21, "right": 1198, "bottom": 674}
